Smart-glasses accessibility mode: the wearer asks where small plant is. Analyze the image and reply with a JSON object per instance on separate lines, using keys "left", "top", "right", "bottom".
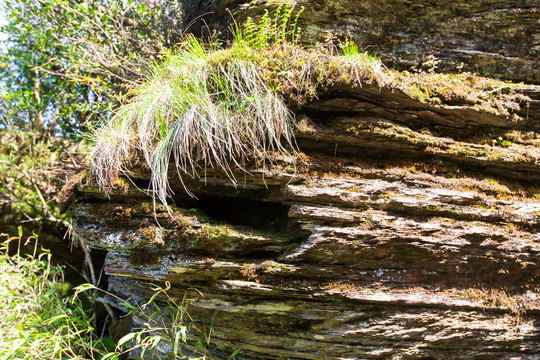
{"left": 420, "top": 54, "right": 441, "bottom": 73}
{"left": 232, "top": 1, "right": 304, "bottom": 49}
{"left": 492, "top": 136, "right": 512, "bottom": 148}
{"left": 339, "top": 38, "right": 360, "bottom": 58}
{"left": 0, "top": 229, "right": 112, "bottom": 359}
{"left": 483, "top": 132, "right": 512, "bottom": 148}
{"left": 75, "top": 282, "right": 208, "bottom": 360}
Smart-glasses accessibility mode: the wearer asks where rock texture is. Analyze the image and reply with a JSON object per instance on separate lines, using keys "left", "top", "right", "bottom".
{"left": 180, "top": 0, "right": 539, "bottom": 84}
{"left": 68, "top": 80, "right": 540, "bottom": 358}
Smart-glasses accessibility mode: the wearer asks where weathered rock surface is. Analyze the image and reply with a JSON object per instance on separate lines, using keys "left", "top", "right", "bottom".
{"left": 180, "top": 0, "right": 540, "bottom": 83}
{"left": 69, "top": 80, "right": 540, "bottom": 358}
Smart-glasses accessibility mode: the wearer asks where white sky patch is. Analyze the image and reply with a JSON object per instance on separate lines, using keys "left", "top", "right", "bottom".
{"left": 0, "top": 5, "right": 8, "bottom": 96}
{"left": 0, "top": 5, "right": 7, "bottom": 47}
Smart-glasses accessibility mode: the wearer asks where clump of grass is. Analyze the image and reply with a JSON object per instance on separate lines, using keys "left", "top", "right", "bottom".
{"left": 92, "top": 35, "right": 295, "bottom": 204}
{"left": 91, "top": 3, "right": 306, "bottom": 205}
{"left": 339, "top": 38, "right": 361, "bottom": 58}
{"left": 0, "top": 231, "right": 111, "bottom": 359}
{"left": 0, "top": 229, "right": 205, "bottom": 359}
{"left": 91, "top": 1, "right": 530, "bottom": 206}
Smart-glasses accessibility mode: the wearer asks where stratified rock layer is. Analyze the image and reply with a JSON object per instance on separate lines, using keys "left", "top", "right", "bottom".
{"left": 180, "top": 0, "right": 540, "bottom": 83}
{"left": 70, "top": 82, "right": 540, "bottom": 358}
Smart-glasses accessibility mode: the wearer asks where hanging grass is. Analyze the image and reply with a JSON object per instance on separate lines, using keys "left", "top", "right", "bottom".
{"left": 91, "top": 3, "right": 306, "bottom": 205}
{"left": 91, "top": 1, "right": 529, "bottom": 206}
{"left": 92, "top": 36, "right": 295, "bottom": 205}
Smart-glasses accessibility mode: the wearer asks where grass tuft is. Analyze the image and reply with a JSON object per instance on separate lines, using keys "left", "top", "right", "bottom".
{"left": 0, "top": 230, "right": 206, "bottom": 359}
{"left": 91, "top": 4, "right": 305, "bottom": 206}
{"left": 91, "top": 2, "right": 531, "bottom": 206}
{"left": 0, "top": 235, "right": 111, "bottom": 359}
{"left": 92, "top": 35, "right": 295, "bottom": 205}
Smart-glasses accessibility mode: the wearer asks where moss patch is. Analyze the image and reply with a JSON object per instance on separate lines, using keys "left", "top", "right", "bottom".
{"left": 130, "top": 250, "right": 162, "bottom": 267}
{"left": 90, "top": 10, "right": 534, "bottom": 204}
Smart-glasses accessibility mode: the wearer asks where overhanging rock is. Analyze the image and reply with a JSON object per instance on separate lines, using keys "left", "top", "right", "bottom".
{"left": 67, "top": 83, "right": 540, "bottom": 359}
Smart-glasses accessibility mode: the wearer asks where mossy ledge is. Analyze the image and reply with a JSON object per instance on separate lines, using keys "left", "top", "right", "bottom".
{"left": 71, "top": 96, "right": 539, "bottom": 358}
{"left": 68, "top": 6, "right": 540, "bottom": 360}
{"left": 90, "top": 8, "right": 537, "bottom": 207}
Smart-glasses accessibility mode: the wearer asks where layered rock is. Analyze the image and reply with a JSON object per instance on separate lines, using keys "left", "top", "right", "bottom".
{"left": 68, "top": 81, "right": 540, "bottom": 358}
{"left": 180, "top": 0, "right": 539, "bottom": 83}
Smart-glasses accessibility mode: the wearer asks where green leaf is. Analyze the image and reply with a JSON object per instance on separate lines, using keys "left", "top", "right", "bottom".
{"left": 117, "top": 332, "right": 137, "bottom": 347}
{"left": 123, "top": 302, "right": 138, "bottom": 312}
{"left": 100, "top": 353, "right": 119, "bottom": 360}
{"left": 73, "top": 283, "right": 96, "bottom": 296}
{"left": 149, "top": 335, "right": 161, "bottom": 348}
{"left": 173, "top": 329, "right": 182, "bottom": 354}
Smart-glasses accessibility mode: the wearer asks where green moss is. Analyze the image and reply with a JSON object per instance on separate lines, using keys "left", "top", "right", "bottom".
{"left": 375, "top": 192, "right": 396, "bottom": 200}
{"left": 200, "top": 224, "right": 237, "bottom": 240}
{"left": 91, "top": 6, "right": 532, "bottom": 207}
{"left": 260, "top": 261, "right": 288, "bottom": 274}
{"left": 137, "top": 226, "right": 157, "bottom": 241}
{"left": 240, "top": 263, "right": 258, "bottom": 281}
{"left": 459, "top": 287, "right": 533, "bottom": 315}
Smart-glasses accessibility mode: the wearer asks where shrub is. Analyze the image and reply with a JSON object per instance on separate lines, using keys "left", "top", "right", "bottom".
{"left": 0, "top": 230, "right": 205, "bottom": 359}
{"left": 0, "top": 231, "right": 110, "bottom": 359}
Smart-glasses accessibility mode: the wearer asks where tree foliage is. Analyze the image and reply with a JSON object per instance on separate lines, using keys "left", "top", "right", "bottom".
{"left": 0, "top": 0, "right": 176, "bottom": 136}
{"left": 0, "top": 0, "right": 186, "bottom": 229}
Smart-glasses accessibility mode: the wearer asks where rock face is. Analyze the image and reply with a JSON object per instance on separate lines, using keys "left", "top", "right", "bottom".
{"left": 66, "top": 1, "right": 540, "bottom": 357}
{"left": 69, "top": 80, "right": 540, "bottom": 358}
{"left": 180, "top": 0, "right": 540, "bottom": 84}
